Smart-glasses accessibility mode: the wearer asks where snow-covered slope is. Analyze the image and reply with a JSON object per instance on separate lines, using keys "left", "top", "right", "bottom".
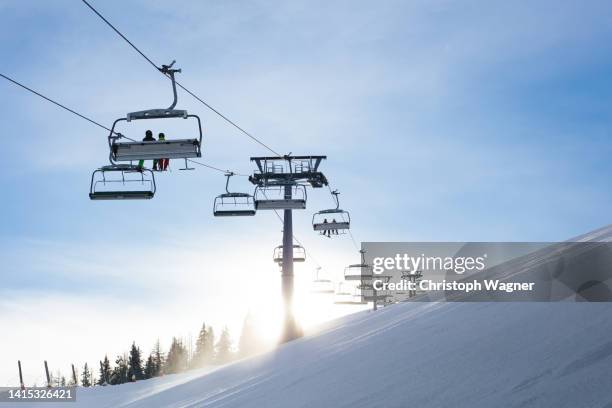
{"left": 19, "top": 301, "right": 612, "bottom": 408}
{"left": 20, "top": 226, "right": 612, "bottom": 408}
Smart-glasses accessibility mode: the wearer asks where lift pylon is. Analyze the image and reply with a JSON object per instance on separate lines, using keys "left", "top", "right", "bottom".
{"left": 250, "top": 155, "right": 327, "bottom": 342}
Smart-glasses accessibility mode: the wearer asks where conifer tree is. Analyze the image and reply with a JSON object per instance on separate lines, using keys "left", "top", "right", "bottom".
{"left": 81, "top": 363, "right": 92, "bottom": 387}
{"left": 110, "top": 355, "right": 128, "bottom": 385}
{"left": 98, "top": 356, "right": 111, "bottom": 385}
{"left": 215, "top": 326, "right": 233, "bottom": 364}
{"left": 128, "top": 342, "right": 144, "bottom": 381}
{"left": 192, "top": 323, "right": 212, "bottom": 368}
{"left": 152, "top": 339, "right": 165, "bottom": 377}
{"left": 206, "top": 327, "right": 215, "bottom": 362}
{"left": 164, "top": 337, "right": 188, "bottom": 374}
{"left": 144, "top": 354, "right": 156, "bottom": 379}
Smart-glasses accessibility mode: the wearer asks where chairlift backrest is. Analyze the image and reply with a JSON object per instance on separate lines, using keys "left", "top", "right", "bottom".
{"left": 109, "top": 115, "right": 203, "bottom": 162}
{"left": 344, "top": 263, "right": 373, "bottom": 281}
{"left": 273, "top": 245, "right": 306, "bottom": 263}
{"left": 89, "top": 165, "right": 156, "bottom": 200}
{"left": 254, "top": 184, "right": 307, "bottom": 210}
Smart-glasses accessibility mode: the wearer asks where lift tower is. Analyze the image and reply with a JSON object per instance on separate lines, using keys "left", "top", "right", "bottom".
{"left": 250, "top": 155, "right": 327, "bottom": 342}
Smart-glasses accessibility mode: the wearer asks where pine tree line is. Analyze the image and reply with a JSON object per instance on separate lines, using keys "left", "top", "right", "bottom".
{"left": 69, "top": 316, "right": 264, "bottom": 388}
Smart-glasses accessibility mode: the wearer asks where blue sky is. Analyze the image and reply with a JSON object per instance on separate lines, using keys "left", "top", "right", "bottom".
{"left": 2, "top": 0, "right": 612, "bottom": 385}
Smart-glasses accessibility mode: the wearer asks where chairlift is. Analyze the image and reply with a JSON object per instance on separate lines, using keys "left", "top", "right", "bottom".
{"left": 360, "top": 288, "right": 392, "bottom": 302}
{"left": 108, "top": 61, "right": 203, "bottom": 163}
{"left": 333, "top": 282, "right": 367, "bottom": 304}
{"left": 89, "top": 164, "right": 156, "bottom": 200}
{"left": 344, "top": 249, "right": 372, "bottom": 281}
{"left": 273, "top": 245, "right": 306, "bottom": 264}
{"left": 312, "top": 190, "right": 350, "bottom": 235}
{"left": 344, "top": 264, "right": 374, "bottom": 281}
{"left": 213, "top": 173, "right": 256, "bottom": 216}
{"left": 254, "top": 184, "right": 307, "bottom": 210}
{"left": 311, "top": 267, "right": 334, "bottom": 294}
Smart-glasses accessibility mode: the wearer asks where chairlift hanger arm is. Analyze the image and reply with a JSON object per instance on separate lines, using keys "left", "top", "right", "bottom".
{"left": 159, "top": 60, "right": 181, "bottom": 110}
{"left": 250, "top": 155, "right": 328, "bottom": 161}
{"left": 224, "top": 172, "right": 235, "bottom": 194}
{"left": 331, "top": 189, "right": 341, "bottom": 210}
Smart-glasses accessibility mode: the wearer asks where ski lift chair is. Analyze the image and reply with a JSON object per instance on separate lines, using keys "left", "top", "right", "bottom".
{"left": 254, "top": 184, "right": 307, "bottom": 210}
{"left": 89, "top": 164, "right": 156, "bottom": 200}
{"left": 273, "top": 245, "right": 306, "bottom": 264}
{"left": 312, "top": 190, "right": 350, "bottom": 234}
{"left": 311, "top": 267, "right": 334, "bottom": 294}
{"left": 344, "top": 263, "right": 374, "bottom": 281}
{"left": 333, "top": 283, "right": 367, "bottom": 304}
{"left": 360, "top": 288, "right": 392, "bottom": 302}
{"left": 213, "top": 173, "right": 256, "bottom": 216}
{"left": 108, "top": 61, "right": 203, "bottom": 163}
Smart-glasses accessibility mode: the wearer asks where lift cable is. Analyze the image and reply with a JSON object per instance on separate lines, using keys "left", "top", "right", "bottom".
{"left": 0, "top": 72, "right": 135, "bottom": 141}
{"left": 6, "top": 0, "right": 343, "bottom": 272}
{"left": 81, "top": 0, "right": 283, "bottom": 158}
{"left": 80, "top": 0, "right": 327, "bottom": 267}
{"left": 1, "top": 72, "right": 315, "bottom": 265}
{"left": 0, "top": 72, "right": 244, "bottom": 175}
{"left": 1, "top": 73, "right": 345, "bottom": 280}
{"left": 188, "top": 160, "right": 248, "bottom": 177}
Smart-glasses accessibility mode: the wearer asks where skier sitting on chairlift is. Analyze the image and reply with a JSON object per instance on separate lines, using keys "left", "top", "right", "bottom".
{"left": 331, "top": 218, "right": 339, "bottom": 235}
{"left": 158, "top": 133, "right": 170, "bottom": 171}
{"left": 321, "top": 218, "right": 331, "bottom": 238}
{"left": 138, "top": 130, "right": 156, "bottom": 170}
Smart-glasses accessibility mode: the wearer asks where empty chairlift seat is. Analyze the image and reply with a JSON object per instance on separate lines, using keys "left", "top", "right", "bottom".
{"left": 344, "top": 263, "right": 374, "bottom": 281}
{"left": 333, "top": 282, "right": 367, "bottom": 305}
{"left": 254, "top": 185, "right": 307, "bottom": 210}
{"left": 311, "top": 267, "right": 334, "bottom": 294}
{"left": 89, "top": 164, "right": 156, "bottom": 200}
{"left": 273, "top": 245, "right": 306, "bottom": 264}
{"left": 213, "top": 193, "right": 256, "bottom": 216}
{"left": 360, "top": 288, "right": 392, "bottom": 302}
{"left": 213, "top": 173, "right": 256, "bottom": 216}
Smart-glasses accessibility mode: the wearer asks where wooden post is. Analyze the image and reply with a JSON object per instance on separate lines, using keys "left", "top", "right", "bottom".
{"left": 44, "top": 361, "right": 51, "bottom": 388}
{"left": 71, "top": 364, "right": 77, "bottom": 386}
{"left": 18, "top": 360, "right": 25, "bottom": 390}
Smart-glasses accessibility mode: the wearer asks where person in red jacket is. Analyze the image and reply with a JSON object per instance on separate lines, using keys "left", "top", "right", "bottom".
{"left": 158, "top": 133, "right": 170, "bottom": 171}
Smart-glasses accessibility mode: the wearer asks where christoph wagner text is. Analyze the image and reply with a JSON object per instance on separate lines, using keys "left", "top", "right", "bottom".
{"left": 373, "top": 279, "right": 535, "bottom": 293}
{"left": 372, "top": 254, "right": 487, "bottom": 274}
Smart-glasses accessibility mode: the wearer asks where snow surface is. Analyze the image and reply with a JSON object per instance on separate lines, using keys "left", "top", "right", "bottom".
{"left": 18, "top": 226, "right": 612, "bottom": 407}
{"left": 17, "top": 301, "right": 612, "bottom": 408}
